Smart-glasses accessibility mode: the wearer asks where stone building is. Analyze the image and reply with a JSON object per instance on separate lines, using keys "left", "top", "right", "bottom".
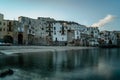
{"left": 46, "top": 22, "right": 53, "bottom": 45}
{"left": 81, "top": 27, "right": 100, "bottom": 46}
{"left": 0, "top": 13, "right": 19, "bottom": 44}
{"left": 35, "top": 17, "right": 55, "bottom": 45}
{"left": 18, "top": 16, "right": 55, "bottom": 45}
{"left": 0, "top": 13, "right": 4, "bottom": 41}
{"left": 84, "top": 27, "right": 100, "bottom": 38}
{"left": 3, "top": 13, "right": 120, "bottom": 47}
{"left": 99, "top": 31, "right": 117, "bottom": 45}
{"left": 112, "top": 31, "right": 120, "bottom": 46}
{"left": 0, "top": 13, "right": 3, "bottom": 27}
{"left": 67, "top": 22, "right": 86, "bottom": 46}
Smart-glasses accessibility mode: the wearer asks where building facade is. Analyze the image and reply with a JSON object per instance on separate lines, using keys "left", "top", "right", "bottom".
{"left": 18, "top": 16, "right": 55, "bottom": 45}
{"left": 0, "top": 13, "right": 119, "bottom": 46}
{"left": 0, "top": 13, "right": 4, "bottom": 41}
{"left": 0, "top": 13, "right": 19, "bottom": 44}
{"left": 52, "top": 22, "right": 67, "bottom": 45}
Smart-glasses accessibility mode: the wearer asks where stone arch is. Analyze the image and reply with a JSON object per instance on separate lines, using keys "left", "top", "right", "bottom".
{"left": 3, "top": 35, "right": 13, "bottom": 43}
{"left": 18, "top": 33, "right": 23, "bottom": 44}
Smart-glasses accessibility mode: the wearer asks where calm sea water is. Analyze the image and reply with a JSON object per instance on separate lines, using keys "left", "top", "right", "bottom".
{"left": 0, "top": 48, "right": 120, "bottom": 80}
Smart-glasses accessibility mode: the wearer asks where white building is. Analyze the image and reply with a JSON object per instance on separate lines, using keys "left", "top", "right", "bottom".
{"left": 52, "top": 21, "right": 87, "bottom": 46}
{"left": 53, "top": 22, "right": 67, "bottom": 42}
{"left": 74, "top": 24, "right": 86, "bottom": 39}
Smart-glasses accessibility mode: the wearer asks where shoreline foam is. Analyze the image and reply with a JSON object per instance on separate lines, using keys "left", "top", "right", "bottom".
{"left": 0, "top": 46, "right": 95, "bottom": 55}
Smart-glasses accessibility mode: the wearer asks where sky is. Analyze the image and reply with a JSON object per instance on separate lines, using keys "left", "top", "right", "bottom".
{"left": 0, "top": 0, "right": 120, "bottom": 31}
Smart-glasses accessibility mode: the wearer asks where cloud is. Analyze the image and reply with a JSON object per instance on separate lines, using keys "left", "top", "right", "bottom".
{"left": 91, "top": 15, "right": 115, "bottom": 27}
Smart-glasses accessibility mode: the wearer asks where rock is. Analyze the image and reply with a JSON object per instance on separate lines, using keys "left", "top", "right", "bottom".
{"left": 0, "top": 69, "right": 14, "bottom": 78}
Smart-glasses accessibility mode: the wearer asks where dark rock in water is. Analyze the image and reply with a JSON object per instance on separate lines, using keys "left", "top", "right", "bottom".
{"left": 8, "top": 69, "right": 14, "bottom": 75}
{"left": 0, "top": 69, "right": 14, "bottom": 78}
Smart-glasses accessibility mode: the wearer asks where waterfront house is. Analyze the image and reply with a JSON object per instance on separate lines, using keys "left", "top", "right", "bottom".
{"left": 1, "top": 13, "right": 120, "bottom": 47}
{"left": 0, "top": 14, "right": 4, "bottom": 42}
{"left": 99, "top": 31, "right": 117, "bottom": 46}
{"left": 52, "top": 21, "right": 67, "bottom": 46}
{"left": 18, "top": 16, "right": 55, "bottom": 45}
{"left": 0, "top": 13, "right": 19, "bottom": 44}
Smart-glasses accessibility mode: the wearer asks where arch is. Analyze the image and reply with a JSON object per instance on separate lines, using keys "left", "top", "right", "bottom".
{"left": 18, "top": 33, "right": 23, "bottom": 44}
{"left": 3, "top": 35, "right": 13, "bottom": 43}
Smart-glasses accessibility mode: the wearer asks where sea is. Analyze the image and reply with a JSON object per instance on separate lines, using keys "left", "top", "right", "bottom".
{"left": 0, "top": 48, "right": 120, "bottom": 80}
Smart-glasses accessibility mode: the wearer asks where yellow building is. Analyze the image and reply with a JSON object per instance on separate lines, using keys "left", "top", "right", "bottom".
{"left": 2, "top": 20, "right": 18, "bottom": 43}
{"left": 0, "top": 13, "right": 19, "bottom": 44}
{"left": 0, "top": 13, "right": 4, "bottom": 41}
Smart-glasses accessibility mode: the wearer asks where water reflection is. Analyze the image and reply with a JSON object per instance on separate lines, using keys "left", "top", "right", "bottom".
{"left": 0, "top": 48, "right": 120, "bottom": 80}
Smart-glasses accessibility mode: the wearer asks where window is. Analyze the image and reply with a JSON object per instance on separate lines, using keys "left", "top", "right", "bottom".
{"left": 62, "top": 37, "right": 64, "bottom": 40}
{"left": 55, "top": 38, "right": 58, "bottom": 41}
{"left": 61, "top": 26, "right": 65, "bottom": 35}
{"left": 8, "top": 22, "right": 12, "bottom": 31}
{"left": 4, "top": 23, "right": 5, "bottom": 25}
{"left": 66, "top": 27, "right": 68, "bottom": 29}
{"left": 29, "top": 29, "right": 31, "bottom": 33}
{"left": 3, "top": 28, "right": 5, "bottom": 31}
{"left": 54, "top": 27, "right": 56, "bottom": 30}
{"left": 77, "top": 31, "right": 79, "bottom": 35}
{"left": 91, "top": 31, "right": 93, "bottom": 34}
{"left": 68, "top": 30, "right": 71, "bottom": 32}
{"left": 54, "top": 32, "right": 56, "bottom": 35}
{"left": 29, "top": 20, "right": 31, "bottom": 25}
{"left": 41, "top": 28, "right": 44, "bottom": 30}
